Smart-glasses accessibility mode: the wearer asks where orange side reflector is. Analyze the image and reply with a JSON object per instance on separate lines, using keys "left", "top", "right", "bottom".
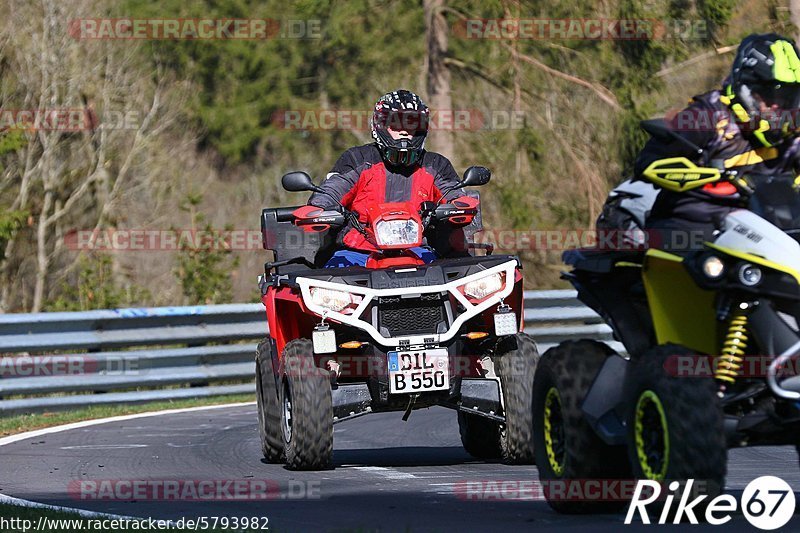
{"left": 339, "top": 341, "right": 363, "bottom": 349}
{"left": 465, "top": 332, "right": 489, "bottom": 340}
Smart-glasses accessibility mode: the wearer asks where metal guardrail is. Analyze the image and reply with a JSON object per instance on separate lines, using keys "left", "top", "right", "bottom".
{"left": 0, "top": 290, "right": 618, "bottom": 415}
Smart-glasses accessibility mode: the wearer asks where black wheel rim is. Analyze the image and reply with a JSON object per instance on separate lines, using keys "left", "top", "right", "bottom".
{"left": 282, "top": 379, "right": 293, "bottom": 443}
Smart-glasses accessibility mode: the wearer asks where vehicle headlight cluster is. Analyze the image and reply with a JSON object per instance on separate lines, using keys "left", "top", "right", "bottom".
{"left": 700, "top": 254, "right": 767, "bottom": 288}
{"left": 461, "top": 272, "right": 505, "bottom": 300}
{"left": 308, "top": 287, "right": 361, "bottom": 313}
{"left": 374, "top": 219, "right": 420, "bottom": 247}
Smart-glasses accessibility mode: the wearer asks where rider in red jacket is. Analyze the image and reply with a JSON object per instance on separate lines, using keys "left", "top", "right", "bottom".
{"left": 308, "top": 89, "right": 466, "bottom": 267}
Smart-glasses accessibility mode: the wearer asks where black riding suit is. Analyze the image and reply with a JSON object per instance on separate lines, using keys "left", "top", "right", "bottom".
{"left": 633, "top": 89, "right": 800, "bottom": 251}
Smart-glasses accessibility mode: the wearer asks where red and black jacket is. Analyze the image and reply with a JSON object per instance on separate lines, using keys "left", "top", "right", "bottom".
{"left": 308, "top": 143, "right": 465, "bottom": 251}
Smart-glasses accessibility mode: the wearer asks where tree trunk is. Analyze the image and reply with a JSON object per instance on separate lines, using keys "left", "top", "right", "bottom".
{"left": 424, "top": 0, "right": 453, "bottom": 161}
{"left": 791, "top": 0, "right": 800, "bottom": 44}
{"left": 33, "top": 189, "right": 54, "bottom": 312}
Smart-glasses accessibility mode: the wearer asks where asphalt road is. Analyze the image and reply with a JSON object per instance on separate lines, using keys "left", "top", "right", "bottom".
{"left": 1, "top": 404, "right": 799, "bottom": 532}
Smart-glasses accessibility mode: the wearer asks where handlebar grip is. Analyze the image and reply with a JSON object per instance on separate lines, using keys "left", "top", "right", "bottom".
{"left": 275, "top": 206, "right": 301, "bottom": 222}
{"left": 295, "top": 214, "right": 346, "bottom": 226}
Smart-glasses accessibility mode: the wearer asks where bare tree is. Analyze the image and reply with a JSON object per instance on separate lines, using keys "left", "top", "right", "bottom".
{"left": 0, "top": 0, "right": 181, "bottom": 311}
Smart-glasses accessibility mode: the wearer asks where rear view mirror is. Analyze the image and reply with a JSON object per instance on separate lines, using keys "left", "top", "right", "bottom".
{"left": 281, "top": 171, "right": 319, "bottom": 192}
{"left": 462, "top": 166, "right": 491, "bottom": 187}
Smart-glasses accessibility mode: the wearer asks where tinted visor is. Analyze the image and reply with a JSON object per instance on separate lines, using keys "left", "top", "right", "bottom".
{"left": 752, "top": 82, "right": 800, "bottom": 110}
{"left": 382, "top": 146, "right": 421, "bottom": 167}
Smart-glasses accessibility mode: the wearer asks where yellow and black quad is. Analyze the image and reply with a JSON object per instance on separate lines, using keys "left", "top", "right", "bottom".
{"left": 533, "top": 170, "right": 800, "bottom": 514}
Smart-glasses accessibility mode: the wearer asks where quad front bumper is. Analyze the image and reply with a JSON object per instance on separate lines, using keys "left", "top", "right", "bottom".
{"left": 295, "top": 258, "right": 519, "bottom": 348}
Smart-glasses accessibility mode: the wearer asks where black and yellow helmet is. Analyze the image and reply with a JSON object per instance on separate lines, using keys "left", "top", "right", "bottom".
{"left": 723, "top": 33, "right": 800, "bottom": 146}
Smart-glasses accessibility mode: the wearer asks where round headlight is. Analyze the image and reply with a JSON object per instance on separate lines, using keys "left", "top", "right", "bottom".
{"left": 738, "top": 263, "right": 762, "bottom": 287}
{"left": 702, "top": 255, "right": 725, "bottom": 279}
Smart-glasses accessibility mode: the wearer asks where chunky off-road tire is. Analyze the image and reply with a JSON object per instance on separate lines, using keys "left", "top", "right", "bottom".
{"left": 625, "top": 344, "right": 727, "bottom": 513}
{"left": 457, "top": 411, "right": 502, "bottom": 460}
{"left": 533, "top": 340, "right": 631, "bottom": 514}
{"left": 495, "top": 332, "right": 540, "bottom": 464}
{"left": 255, "top": 338, "right": 284, "bottom": 463}
{"left": 280, "top": 339, "right": 333, "bottom": 470}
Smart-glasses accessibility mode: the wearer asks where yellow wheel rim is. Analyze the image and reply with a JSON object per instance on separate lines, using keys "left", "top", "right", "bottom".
{"left": 634, "top": 390, "right": 669, "bottom": 481}
{"left": 543, "top": 386, "right": 565, "bottom": 476}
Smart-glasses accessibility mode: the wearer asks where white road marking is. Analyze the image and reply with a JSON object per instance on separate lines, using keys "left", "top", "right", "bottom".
{"left": 129, "top": 433, "right": 206, "bottom": 438}
{"left": 0, "top": 402, "right": 255, "bottom": 448}
{"left": 0, "top": 401, "right": 255, "bottom": 520}
{"left": 353, "top": 466, "right": 416, "bottom": 479}
{"left": 60, "top": 444, "right": 149, "bottom": 450}
{"left": 0, "top": 493, "right": 148, "bottom": 521}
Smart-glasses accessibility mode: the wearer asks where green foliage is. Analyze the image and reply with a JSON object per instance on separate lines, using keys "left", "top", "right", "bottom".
{"left": 517, "top": 123, "right": 542, "bottom": 161}
{"left": 616, "top": 95, "right": 656, "bottom": 177}
{"left": 496, "top": 180, "right": 535, "bottom": 229}
{"left": 174, "top": 193, "right": 240, "bottom": 305}
{"left": 47, "top": 254, "right": 151, "bottom": 311}
{"left": 0, "top": 129, "right": 25, "bottom": 180}
{"left": 698, "top": 0, "right": 736, "bottom": 40}
{"left": 123, "top": 0, "right": 425, "bottom": 168}
{"left": 0, "top": 210, "right": 27, "bottom": 270}
{"left": 0, "top": 130, "right": 25, "bottom": 158}
{"left": 3, "top": 0, "right": 768, "bottom": 298}
{"left": 608, "top": 0, "right": 734, "bottom": 179}
{"left": 614, "top": 0, "right": 673, "bottom": 82}
{"left": 0, "top": 211, "right": 26, "bottom": 244}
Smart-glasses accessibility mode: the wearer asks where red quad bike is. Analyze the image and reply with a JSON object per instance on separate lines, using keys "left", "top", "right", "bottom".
{"left": 255, "top": 166, "right": 539, "bottom": 470}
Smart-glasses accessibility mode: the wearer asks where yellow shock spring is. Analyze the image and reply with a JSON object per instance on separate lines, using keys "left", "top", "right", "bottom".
{"left": 715, "top": 314, "right": 748, "bottom": 384}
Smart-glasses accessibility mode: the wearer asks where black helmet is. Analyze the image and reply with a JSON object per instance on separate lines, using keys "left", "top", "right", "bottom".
{"left": 370, "top": 89, "right": 429, "bottom": 166}
{"left": 725, "top": 33, "right": 800, "bottom": 146}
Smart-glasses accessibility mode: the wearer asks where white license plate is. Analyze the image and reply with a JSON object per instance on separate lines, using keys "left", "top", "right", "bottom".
{"left": 387, "top": 348, "right": 449, "bottom": 394}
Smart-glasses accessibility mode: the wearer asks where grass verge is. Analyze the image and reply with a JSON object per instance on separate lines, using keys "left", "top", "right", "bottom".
{"left": 0, "top": 393, "right": 254, "bottom": 437}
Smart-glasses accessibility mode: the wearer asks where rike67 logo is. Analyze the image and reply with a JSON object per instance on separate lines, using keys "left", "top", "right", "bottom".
{"left": 626, "top": 476, "right": 795, "bottom": 529}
